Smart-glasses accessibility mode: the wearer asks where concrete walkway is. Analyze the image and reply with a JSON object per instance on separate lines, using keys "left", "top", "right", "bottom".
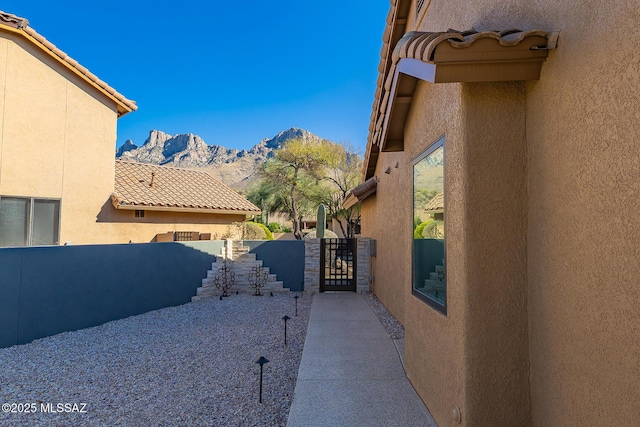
{"left": 287, "top": 292, "right": 437, "bottom": 427}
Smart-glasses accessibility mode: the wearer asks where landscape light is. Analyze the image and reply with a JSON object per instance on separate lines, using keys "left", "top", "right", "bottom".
{"left": 255, "top": 356, "right": 269, "bottom": 403}
{"left": 282, "top": 315, "right": 291, "bottom": 346}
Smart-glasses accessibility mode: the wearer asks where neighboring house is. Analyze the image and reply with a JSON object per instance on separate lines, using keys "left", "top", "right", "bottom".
{"left": 0, "top": 10, "right": 136, "bottom": 247}
{"left": 0, "top": 11, "right": 258, "bottom": 247}
{"left": 107, "top": 161, "right": 260, "bottom": 242}
{"left": 357, "top": 1, "right": 640, "bottom": 426}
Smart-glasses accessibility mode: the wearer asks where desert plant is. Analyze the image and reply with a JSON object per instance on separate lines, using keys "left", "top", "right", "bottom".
{"left": 316, "top": 204, "right": 326, "bottom": 239}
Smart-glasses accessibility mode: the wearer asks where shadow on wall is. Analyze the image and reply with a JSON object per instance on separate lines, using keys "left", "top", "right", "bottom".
{"left": 95, "top": 199, "right": 243, "bottom": 225}
{"left": 0, "top": 243, "right": 215, "bottom": 349}
{"left": 243, "top": 240, "right": 306, "bottom": 291}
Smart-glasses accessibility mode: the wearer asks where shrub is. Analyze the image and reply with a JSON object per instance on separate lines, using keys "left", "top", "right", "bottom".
{"left": 252, "top": 222, "right": 274, "bottom": 240}
{"left": 414, "top": 220, "right": 444, "bottom": 239}
{"left": 304, "top": 229, "right": 338, "bottom": 239}
{"left": 227, "top": 222, "right": 273, "bottom": 240}
{"left": 267, "top": 222, "right": 282, "bottom": 233}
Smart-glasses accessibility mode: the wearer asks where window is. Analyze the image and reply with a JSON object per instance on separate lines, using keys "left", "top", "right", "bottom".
{"left": 412, "top": 136, "right": 446, "bottom": 314}
{"left": 0, "top": 196, "right": 60, "bottom": 247}
{"left": 416, "top": 0, "right": 426, "bottom": 15}
{"left": 135, "top": 209, "right": 145, "bottom": 218}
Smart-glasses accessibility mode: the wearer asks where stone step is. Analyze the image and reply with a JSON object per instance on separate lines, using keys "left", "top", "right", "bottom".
{"left": 423, "top": 279, "right": 446, "bottom": 291}
{"left": 194, "top": 241, "right": 286, "bottom": 300}
{"left": 192, "top": 282, "right": 289, "bottom": 300}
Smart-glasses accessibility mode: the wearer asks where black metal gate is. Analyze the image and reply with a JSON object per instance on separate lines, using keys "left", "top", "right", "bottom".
{"left": 320, "top": 238, "right": 357, "bottom": 292}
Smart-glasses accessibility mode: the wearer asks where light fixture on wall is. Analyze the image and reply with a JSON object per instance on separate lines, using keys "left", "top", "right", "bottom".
{"left": 384, "top": 167, "right": 391, "bottom": 174}
{"left": 395, "top": 161, "right": 399, "bottom": 168}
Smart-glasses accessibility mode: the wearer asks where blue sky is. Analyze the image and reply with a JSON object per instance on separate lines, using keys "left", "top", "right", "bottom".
{"left": 4, "top": 1, "right": 389, "bottom": 152}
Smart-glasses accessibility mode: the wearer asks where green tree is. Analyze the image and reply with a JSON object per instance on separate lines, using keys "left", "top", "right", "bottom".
{"left": 309, "top": 146, "right": 363, "bottom": 238}
{"left": 256, "top": 138, "right": 339, "bottom": 240}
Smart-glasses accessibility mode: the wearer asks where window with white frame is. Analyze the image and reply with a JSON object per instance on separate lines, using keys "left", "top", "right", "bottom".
{"left": 0, "top": 196, "right": 61, "bottom": 247}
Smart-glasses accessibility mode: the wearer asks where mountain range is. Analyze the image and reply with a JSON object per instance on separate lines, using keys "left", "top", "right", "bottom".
{"left": 116, "top": 128, "right": 322, "bottom": 189}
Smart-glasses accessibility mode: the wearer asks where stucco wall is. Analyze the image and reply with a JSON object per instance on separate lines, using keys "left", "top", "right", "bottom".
{"left": 362, "top": 79, "right": 469, "bottom": 425}
{"left": 403, "top": 80, "right": 469, "bottom": 426}
{"left": 361, "top": 151, "right": 406, "bottom": 324}
{"left": 460, "top": 82, "right": 529, "bottom": 425}
{"left": 521, "top": 3, "right": 640, "bottom": 426}
{"left": 98, "top": 208, "right": 246, "bottom": 244}
{"left": 0, "top": 31, "right": 118, "bottom": 245}
{"left": 364, "top": 0, "right": 640, "bottom": 426}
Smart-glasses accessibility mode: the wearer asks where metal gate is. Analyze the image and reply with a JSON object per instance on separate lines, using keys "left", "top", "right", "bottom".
{"left": 320, "top": 238, "right": 357, "bottom": 292}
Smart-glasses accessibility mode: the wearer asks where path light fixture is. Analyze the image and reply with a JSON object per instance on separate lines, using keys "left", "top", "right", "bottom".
{"left": 255, "top": 356, "right": 269, "bottom": 403}
{"left": 294, "top": 295, "right": 299, "bottom": 316}
{"left": 282, "top": 315, "right": 291, "bottom": 346}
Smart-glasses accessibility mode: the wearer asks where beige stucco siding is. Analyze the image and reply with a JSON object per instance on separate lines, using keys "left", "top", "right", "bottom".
{"left": 99, "top": 209, "right": 246, "bottom": 243}
{"left": 362, "top": 150, "right": 405, "bottom": 324}
{"left": 460, "top": 81, "right": 529, "bottom": 425}
{"left": 60, "top": 79, "right": 117, "bottom": 245}
{"left": 523, "top": 2, "right": 640, "bottom": 426}
{"left": 0, "top": 31, "right": 118, "bottom": 245}
{"left": 0, "top": 35, "right": 68, "bottom": 197}
{"left": 362, "top": 79, "right": 470, "bottom": 425}
{"left": 365, "top": 0, "right": 640, "bottom": 426}
{"left": 402, "top": 81, "right": 466, "bottom": 427}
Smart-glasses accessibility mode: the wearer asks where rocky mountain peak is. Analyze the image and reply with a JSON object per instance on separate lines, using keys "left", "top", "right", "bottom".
{"left": 115, "top": 139, "right": 138, "bottom": 157}
{"left": 116, "top": 127, "right": 324, "bottom": 189}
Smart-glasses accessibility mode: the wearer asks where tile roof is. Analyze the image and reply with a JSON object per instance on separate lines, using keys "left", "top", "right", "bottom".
{"left": 364, "top": 18, "right": 556, "bottom": 179}
{"left": 343, "top": 176, "right": 378, "bottom": 209}
{"left": 0, "top": 10, "right": 136, "bottom": 117}
{"left": 424, "top": 192, "right": 444, "bottom": 212}
{"left": 112, "top": 161, "right": 260, "bottom": 214}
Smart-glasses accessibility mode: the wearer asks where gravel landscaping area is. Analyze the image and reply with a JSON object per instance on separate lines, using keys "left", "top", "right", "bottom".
{"left": 0, "top": 293, "right": 312, "bottom": 427}
{"left": 363, "top": 292, "right": 404, "bottom": 340}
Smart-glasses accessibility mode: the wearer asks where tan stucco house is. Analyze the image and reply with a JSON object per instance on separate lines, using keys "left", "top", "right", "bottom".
{"left": 0, "top": 11, "right": 258, "bottom": 246}
{"left": 107, "top": 160, "right": 260, "bottom": 242}
{"left": 358, "top": 0, "right": 640, "bottom": 426}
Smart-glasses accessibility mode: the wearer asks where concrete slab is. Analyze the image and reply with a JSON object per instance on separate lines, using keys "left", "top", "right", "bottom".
{"left": 287, "top": 293, "right": 437, "bottom": 427}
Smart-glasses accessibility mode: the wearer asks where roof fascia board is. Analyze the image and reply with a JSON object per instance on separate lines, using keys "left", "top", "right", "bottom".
{"left": 112, "top": 202, "right": 259, "bottom": 216}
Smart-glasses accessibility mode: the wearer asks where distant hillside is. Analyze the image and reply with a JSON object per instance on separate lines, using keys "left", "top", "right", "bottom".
{"left": 116, "top": 128, "right": 323, "bottom": 189}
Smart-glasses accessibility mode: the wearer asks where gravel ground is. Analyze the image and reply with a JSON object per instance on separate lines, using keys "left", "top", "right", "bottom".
{"left": 0, "top": 293, "right": 312, "bottom": 427}
{"left": 362, "top": 292, "right": 404, "bottom": 340}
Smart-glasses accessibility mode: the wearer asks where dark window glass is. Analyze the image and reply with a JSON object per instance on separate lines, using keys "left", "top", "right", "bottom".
{"left": 412, "top": 137, "right": 446, "bottom": 314}
{"left": 32, "top": 199, "right": 60, "bottom": 246}
{"left": 0, "top": 197, "right": 30, "bottom": 247}
{"left": 0, "top": 196, "right": 60, "bottom": 247}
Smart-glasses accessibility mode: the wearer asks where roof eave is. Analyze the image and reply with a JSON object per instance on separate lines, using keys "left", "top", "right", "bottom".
{"left": 112, "top": 202, "right": 260, "bottom": 216}
{"left": 343, "top": 176, "right": 378, "bottom": 209}
{"left": 0, "top": 20, "right": 137, "bottom": 117}
{"left": 365, "top": 26, "right": 558, "bottom": 177}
